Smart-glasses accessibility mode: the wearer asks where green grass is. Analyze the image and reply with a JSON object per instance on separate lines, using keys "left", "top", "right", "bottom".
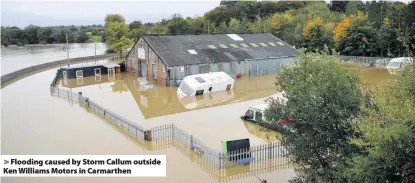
{"left": 87, "top": 32, "right": 102, "bottom": 43}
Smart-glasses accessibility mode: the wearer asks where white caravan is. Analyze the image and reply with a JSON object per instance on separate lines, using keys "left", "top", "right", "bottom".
{"left": 177, "top": 72, "right": 235, "bottom": 97}
{"left": 386, "top": 57, "right": 413, "bottom": 75}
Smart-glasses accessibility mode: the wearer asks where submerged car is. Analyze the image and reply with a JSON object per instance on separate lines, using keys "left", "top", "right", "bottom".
{"left": 240, "top": 92, "right": 291, "bottom": 127}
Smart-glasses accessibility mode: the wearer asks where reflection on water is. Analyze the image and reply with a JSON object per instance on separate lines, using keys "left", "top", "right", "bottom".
{"left": 60, "top": 73, "right": 278, "bottom": 119}
{"left": 243, "top": 121, "right": 281, "bottom": 142}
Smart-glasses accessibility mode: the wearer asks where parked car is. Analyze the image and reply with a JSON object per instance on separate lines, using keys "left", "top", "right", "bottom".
{"left": 386, "top": 57, "right": 413, "bottom": 75}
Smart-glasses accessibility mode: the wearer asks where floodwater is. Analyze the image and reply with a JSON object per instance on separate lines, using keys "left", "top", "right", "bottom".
{"left": 1, "top": 68, "right": 296, "bottom": 183}
{"left": 1, "top": 56, "right": 392, "bottom": 183}
{"left": 58, "top": 73, "right": 282, "bottom": 150}
{"left": 1, "top": 43, "right": 107, "bottom": 75}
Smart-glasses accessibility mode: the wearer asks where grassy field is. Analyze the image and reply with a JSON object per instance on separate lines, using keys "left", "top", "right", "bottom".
{"left": 86, "top": 32, "right": 102, "bottom": 43}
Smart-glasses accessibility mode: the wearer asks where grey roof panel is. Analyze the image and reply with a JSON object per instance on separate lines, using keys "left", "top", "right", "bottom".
{"left": 142, "top": 33, "right": 299, "bottom": 67}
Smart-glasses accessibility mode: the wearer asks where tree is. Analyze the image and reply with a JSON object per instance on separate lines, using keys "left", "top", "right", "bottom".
{"left": 301, "top": 17, "right": 333, "bottom": 53}
{"left": 129, "top": 20, "right": 142, "bottom": 30}
{"left": 336, "top": 63, "right": 415, "bottom": 182}
{"left": 37, "top": 27, "right": 53, "bottom": 44}
{"left": 24, "top": 25, "right": 40, "bottom": 44}
{"left": 328, "top": 1, "right": 348, "bottom": 13}
{"left": 188, "top": 17, "right": 204, "bottom": 34}
{"left": 150, "top": 24, "right": 168, "bottom": 34}
{"left": 1, "top": 27, "right": 10, "bottom": 47}
{"left": 76, "top": 31, "right": 89, "bottom": 43}
{"left": 104, "top": 14, "right": 125, "bottom": 27}
{"left": 217, "top": 21, "right": 229, "bottom": 33}
{"left": 105, "top": 21, "right": 132, "bottom": 57}
{"left": 345, "top": 0, "right": 365, "bottom": 15}
{"left": 167, "top": 14, "right": 191, "bottom": 34}
{"left": 228, "top": 18, "right": 243, "bottom": 33}
{"left": 130, "top": 25, "right": 148, "bottom": 41}
{"left": 335, "top": 11, "right": 378, "bottom": 56}
{"left": 264, "top": 51, "right": 362, "bottom": 182}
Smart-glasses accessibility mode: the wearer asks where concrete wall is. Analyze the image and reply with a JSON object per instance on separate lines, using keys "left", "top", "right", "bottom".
{"left": 1, "top": 53, "right": 118, "bottom": 87}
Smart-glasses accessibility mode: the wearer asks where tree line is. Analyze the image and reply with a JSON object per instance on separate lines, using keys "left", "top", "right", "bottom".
{"left": 1, "top": 25, "right": 104, "bottom": 46}
{"left": 4, "top": 1, "right": 415, "bottom": 58}
{"left": 107, "top": 0, "right": 414, "bottom": 58}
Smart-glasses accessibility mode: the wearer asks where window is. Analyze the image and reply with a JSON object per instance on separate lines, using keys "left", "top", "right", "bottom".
{"left": 195, "top": 77, "right": 206, "bottom": 83}
{"left": 195, "top": 90, "right": 204, "bottom": 96}
{"left": 62, "top": 71, "right": 67, "bottom": 79}
{"left": 94, "top": 68, "right": 101, "bottom": 76}
{"left": 209, "top": 87, "right": 212, "bottom": 92}
{"left": 226, "top": 84, "right": 232, "bottom": 90}
{"left": 179, "top": 82, "right": 193, "bottom": 96}
{"left": 245, "top": 110, "right": 254, "bottom": 120}
{"left": 76, "top": 77, "right": 83, "bottom": 85}
{"left": 76, "top": 70, "right": 83, "bottom": 78}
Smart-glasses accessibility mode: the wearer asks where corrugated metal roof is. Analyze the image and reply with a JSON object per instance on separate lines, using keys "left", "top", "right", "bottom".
{"left": 142, "top": 33, "right": 299, "bottom": 67}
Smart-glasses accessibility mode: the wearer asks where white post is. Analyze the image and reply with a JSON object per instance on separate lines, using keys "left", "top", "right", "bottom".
{"left": 66, "top": 32, "right": 70, "bottom": 67}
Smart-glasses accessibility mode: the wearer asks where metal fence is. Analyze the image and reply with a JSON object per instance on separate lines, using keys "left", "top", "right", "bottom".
{"left": 332, "top": 55, "right": 392, "bottom": 66}
{"left": 50, "top": 85, "right": 292, "bottom": 182}
{"left": 50, "top": 86, "right": 147, "bottom": 143}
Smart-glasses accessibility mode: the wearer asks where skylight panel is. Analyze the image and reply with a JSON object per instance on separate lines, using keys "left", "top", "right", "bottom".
{"left": 259, "top": 43, "right": 268, "bottom": 47}
{"left": 277, "top": 42, "right": 285, "bottom": 46}
{"left": 219, "top": 44, "right": 228, "bottom": 48}
{"left": 268, "top": 42, "right": 276, "bottom": 46}
{"left": 240, "top": 44, "right": 249, "bottom": 48}
{"left": 188, "top": 50, "right": 198, "bottom": 54}
{"left": 250, "top": 43, "right": 258, "bottom": 47}
{"left": 230, "top": 44, "right": 238, "bottom": 48}
{"left": 208, "top": 45, "right": 217, "bottom": 49}
{"left": 226, "top": 34, "right": 244, "bottom": 41}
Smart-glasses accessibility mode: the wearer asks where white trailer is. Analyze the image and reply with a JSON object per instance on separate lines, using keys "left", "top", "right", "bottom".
{"left": 177, "top": 72, "right": 235, "bottom": 97}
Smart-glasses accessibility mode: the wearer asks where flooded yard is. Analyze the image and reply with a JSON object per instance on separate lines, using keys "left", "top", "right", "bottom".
{"left": 1, "top": 59, "right": 392, "bottom": 183}
{"left": 57, "top": 73, "right": 282, "bottom": 150}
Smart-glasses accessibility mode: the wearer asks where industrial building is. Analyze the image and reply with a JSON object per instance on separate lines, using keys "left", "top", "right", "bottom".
{"left": 124, "top": 33, "right": 299, "bottom": 86}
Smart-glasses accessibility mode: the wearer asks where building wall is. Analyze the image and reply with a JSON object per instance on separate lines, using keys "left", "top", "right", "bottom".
{"left": 167, "top": 57, "right": 296, "bottom": 86}
{"left": 126, "top": 38, "right": 168, "bottom": 86}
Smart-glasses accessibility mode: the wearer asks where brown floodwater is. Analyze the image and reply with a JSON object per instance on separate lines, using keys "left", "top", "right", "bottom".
{"left": 1, "top": 67, "right": 294, "bottom": 183}
{"left": 57, "top": 73, "right": 282, "bottom": 150}
{"left": 1, "top": 61, "right": 392, "bottom": 183}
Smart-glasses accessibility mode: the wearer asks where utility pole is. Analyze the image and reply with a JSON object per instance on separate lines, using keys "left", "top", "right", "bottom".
{"left": 94, "top": 38, "right": 97, "bottom": 64}
{"left": 66, "top": 32, "right": 70, "bottom": 67}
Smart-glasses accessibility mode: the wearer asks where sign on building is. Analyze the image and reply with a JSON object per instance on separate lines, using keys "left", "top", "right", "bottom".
{"left": 177, "top": 66, "right": 184, "bottom": 72}
{"left": 137, "top": 48, "right": 145, "bottom": 59}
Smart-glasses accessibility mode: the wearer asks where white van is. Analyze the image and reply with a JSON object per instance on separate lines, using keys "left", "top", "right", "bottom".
{"left": 177, "top": 72, "right": 235, "bottom": 97}
{"left": 386, "top": 57, "right": 413, "bottom": 75}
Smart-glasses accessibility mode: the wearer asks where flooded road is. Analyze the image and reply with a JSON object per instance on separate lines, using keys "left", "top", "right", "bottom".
{"left": 1, "top": 43, "right": 107, "bottom": 75}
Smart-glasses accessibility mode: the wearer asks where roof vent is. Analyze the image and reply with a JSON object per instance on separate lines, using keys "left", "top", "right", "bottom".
{"left": 208, "top": 45, "right": 217, "bottom": 49}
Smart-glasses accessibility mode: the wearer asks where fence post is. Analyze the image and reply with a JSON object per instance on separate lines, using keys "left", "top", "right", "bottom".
{"left": 171, "top": 123, "right": 174, "bottom": 138}
{"left": 190, "top": 135, "right": 194, "bottom": 150}
{"left": 145, "top": 130, "right": 152, "bottom": 141}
